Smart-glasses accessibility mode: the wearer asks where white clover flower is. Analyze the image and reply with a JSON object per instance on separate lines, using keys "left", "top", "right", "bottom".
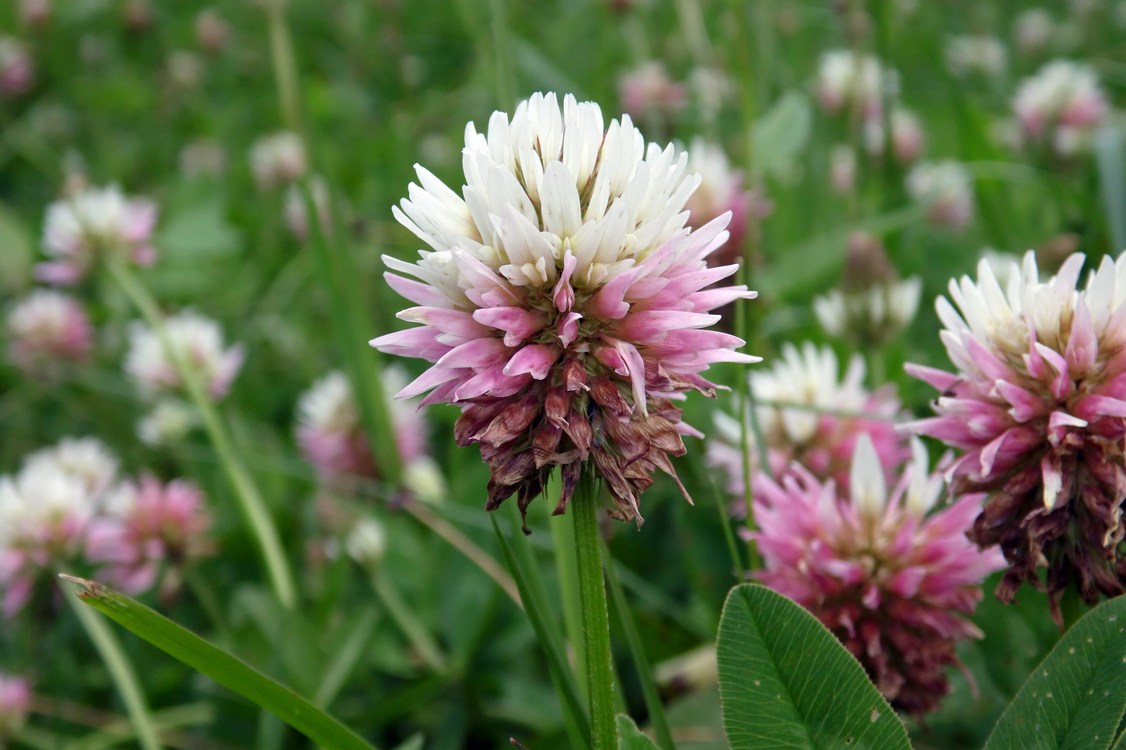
{"left": 38, "top": 185, "right": 158, "bottom": 285}
{"left": 816, "top": 50, "right": 894, "bottom": 117}
{"left": 945, "top": 35, "right": 1008, "bottom": 78}
{"left": 137, "top": 399, "right": 199, "bottom": 446}
{"left": 814, "top": 279, "right": 922, "bottom": 344}
{"left": 23, "top": 436, "right": 119, "bottom": 499}
{"left": 6, "top": 289, "right": 92, "bottom": 371}
{"left": 906, "top": 160, "right": 974, "bottom": 230}
{"left": 250, "top": 131, "right": 307, "bottom": 190}
{"left": 345, "top": 517, "right": 387, "bottom": 570}
{"left": 1013, "top": 60, "right": 1109, "bottom": 155}
{"left": 125, "top": 310, "right": 244, "bottom": 400}
{"left": 862, "top": 107, "right": 925, "bottom": 164}
{"left": 1014, "top": 9, "right": 1055, "bottom": 56}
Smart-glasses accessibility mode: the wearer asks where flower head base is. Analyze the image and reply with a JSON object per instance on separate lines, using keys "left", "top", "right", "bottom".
{"left": 37, "top": 185, "right": 158, "bottom": 285}
{"left": 0, "top": 673, "right": 30, "bottom": 738}
{"left": 1013, "top": 60, "right": 1109, "bottom": 156}
{"left": 372, "top": 92, "right": 757, "bottom": 524}
{"left": 907, "top": 251, "right": 1126, "bottom": 618}
{"left": 86, "top": 475, "right": 213, "bottom": 595}
{"left": 125, "top": 310, "right": 244, "bottom": 400}
{"left": 709, "top": 342, "right": 905, "bottom": 497}
{"left": 751, "top": 435, "right": 1004, "bottom": 716}
{"left": 6, "top": 289, "right": 93, "bottom": 373}
{"left": 813, "top": 232, "right": 922, "bottom": 346}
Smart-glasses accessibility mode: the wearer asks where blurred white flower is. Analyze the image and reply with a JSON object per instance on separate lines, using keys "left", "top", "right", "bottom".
{"left": 617, "top": 61, "right": 686, "bottom": 120}
{"left": 345, "top": 517, "right": 387, "bottom": 570}
{"left": 138, "top": 399, "right": 199, "bottom": 446}
{"left": 285, "top": 176, "right": 330, "bottom": 240}
{"left": 250, "top": 131, "right": 307, "bottom": 190}
{"left": 23, "top": 436, "right": 119, "bottom": 499}
{"left": 6, "top": 289, "right": 93, "bottom": 373}
{"left": 1014, "top": 9, "right": 1055, "bottom": 57}
{"left": 125, "top": 310, "right": 244, "bottom": 400}
{"left": 862, "top": 107, "right": 925, "bottom": 164}
{"left": 829, "top": 144, "right": 857, "bottom": 194}
{"left": 945, "top": 35, "right": 1007, "bottom": 78}
{"left": 1013, "top": 60, "right": 1109, "bottom": 155}
{"left": 906, "top": 160, "right": 974, "bottom": 230}
{"left": 816, "top": 50, "right": 894, "bottom": 117}
{"left": 180, "top": 138, "right": 227, "bottom": 178}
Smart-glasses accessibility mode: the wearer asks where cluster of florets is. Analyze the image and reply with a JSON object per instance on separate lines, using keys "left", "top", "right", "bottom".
{"left": 0, "top": 438, "right": 213, "bottom": 616}
{"left": 372, "top": 92, "right": 757, "bottom": 524}
{"left": 751, "top": 436, "right": 1005, "bottom": 716}
{"left": 1012, "top": 60, "right": 1109, "bottom": 157}
{"left": 907, "top": 251, "right": 1126, "bottom": 621}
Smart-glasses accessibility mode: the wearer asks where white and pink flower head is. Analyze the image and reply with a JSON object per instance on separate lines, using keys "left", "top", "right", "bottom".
{"left": 86, "top": 475, "right": 213, "bottom": 595}
{"left": 0, "top": 438, "right": 117, "bottom": 617}
{"left": 617, "top": 62, "right": 687, "bottom": 123}
{"left": 816, "top": 50, "right": 893, "bottom": 118}
{"left": 6, "top": 289, "right": 93, "bottom": 374}
{"left": 906, "top": 160, "right": 974, "bottom": 231}
{"left": 750, "top": 435, "right": 1004, "bottom": 716}
{"left": 124, "top": 309, "right": 244, "bottom": 400}
{"left": 684, "top": 138, "right": 772, "bottom": 266}
{"left": 907, "top": 251, "right": 1126, "bottom": 621}
{"left": 1013, "top": 60, "right": 1109, "bottom": 156}
{"left": 709, "top": 342, "right": 906, "bottom": 500}
{"left": 37, "top": 185, "right": 158, "bottom": 286}
{"left": 371, "top": 92, "right": 757, "bottom": 525}
{"left": 862, "top": 107, "right": 925, "bottom": 165}
{"left": 0, "top": 673, "right": 30, "bottom": 738}
{"left": 250, "top": 131, "right": 307, "bottom": 190}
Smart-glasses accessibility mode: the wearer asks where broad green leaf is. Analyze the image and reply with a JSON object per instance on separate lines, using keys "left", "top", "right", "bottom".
{"left": 983, "top": 593, "right": 1126, "bottom": 750}
{"left": 716, "top": 584, "right": 911, "bottom": 750}
{"left": 751, "top": 92, "right": 812, "bottom": 180}
{"left": 62, "top": 576, "right": 379, "bottom": 750}
{"left": 617, "top": 715, "right": 660, "bottom": 750}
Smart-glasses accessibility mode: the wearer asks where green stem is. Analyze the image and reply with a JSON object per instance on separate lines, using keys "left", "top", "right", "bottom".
{"left": 370, "top": 569, "right": 448, "bottom": 673}
{"left": 264, "top": 0, "right": 302, "bottom": 133}
{"left": 573, "top": 468, "right": 616, "bottom": 750}
{"left": 66, "top": 591, "right": 163, "bottom": 750}
{"left": 549, "top": 492, "right": 588, "bottom": 704}
{"left": 106, "top": 260, "right": 297, "bottom": 610}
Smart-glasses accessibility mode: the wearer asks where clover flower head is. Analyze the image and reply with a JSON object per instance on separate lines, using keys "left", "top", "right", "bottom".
{"left": 250, "top": 131, "right": 307, "bottom": 190}
{"left": 684, "top": 138, "right": 772, "bottom": 266}
{"left": 1013, "top": 60, "right": 1109, "bottom": 156}
{"left": 862, "top": 107, "right": 925, "bottom": 165}
{"left": 751, "top": 435, "right": 1005, "bottom": 716}
{"left": 37, "top": 185, "right": 158, "bottom": 285}
{"left": 906, "top": 160, "right": 974, "bottom": 230}
{"left": 816, "top": 50, "right": 894, "bottom": 118}
{"left": 371, "top": 92, "right": 757, "bottom": 524}
{"left": 6, "top": 289, "right": 93, "bottom": 373}
{"left": 907, "top": 251, "right": 1126, "bottom": 619}
{"left": 125, "top": 310, "right": 244, "bottom": 400}
{"left": 945, "top": 35, "right": 1008, "bottom": 78}
{"left": 709, "top": 342, "right": 906, "bottom": 498}
{"left": 85, "top": 475, "right": 212, "bottom": 595}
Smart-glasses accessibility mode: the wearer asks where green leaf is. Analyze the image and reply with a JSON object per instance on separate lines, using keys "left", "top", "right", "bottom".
{"left": 983, "top": 593, "right": 1126, "bottom": 750}
{"left": 0, "top": 201, "right": 32, "bottom": 293}
{"left": 616, "top": 714, "right": 660, "bottom": 750}
{"left": 751, "top": 92, "right": 812, "bottom": 180}
{"left": 62, "top": 576, "right": 379, "bottom": 750}
{"left": 716, "top": 584, "right": 911, "bottom": 750}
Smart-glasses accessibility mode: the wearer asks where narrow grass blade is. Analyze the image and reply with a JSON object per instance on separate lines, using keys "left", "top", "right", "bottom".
{"left": 490, "top": 513, "right": 590, "bottom": 748}
{"left": 62, "top": 576, "right": 379, "bottom": 750}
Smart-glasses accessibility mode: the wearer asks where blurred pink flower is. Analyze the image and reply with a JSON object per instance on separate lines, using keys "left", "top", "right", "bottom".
{"left": 372, "top": 92, "right": 757, "bottom": 524}
{"left": 906, "top": 160, "right": 974, "bottom": 230}
{"left": 0, "top": 37, "right": 33, "bottom": 96}
{"left": 0, "top": 673, "right": 30, "bottom": 738}
{"left": 1013, "top": 60, "right": 1109, "bottom": 156}
{"left": 863, "top": 108, "right": 925, "bottom": 165}
{"left": 750, "top": 435, "right": 1004, "bottom": 716}
{"left": 86, "top": 476, "right": 213, "bottom": 595}
{"left": 618, "top": 62, "right": 687, "bottom": 121}
{"left": 829, "top": 144, "right": 857, "bottom": 194}
{"left": 124, "top": 310, "right": 244, "bottom": 400}
{"left": 709, "top": 342, "right": 906, "bottom": 500}
{"left": 6, "top": 289, "right": 93, "bottom": 373}
{"left": 194, "top": 8, "right": 229, "bottom": 54}
{"left": 37, "top": 185, "right": 158, "bottom": 285}
{"left": 906, "top": 251, "right": 1126, "bottom": 620}
{"left": 250, "top": 131, "right": 307, "bottom": 190}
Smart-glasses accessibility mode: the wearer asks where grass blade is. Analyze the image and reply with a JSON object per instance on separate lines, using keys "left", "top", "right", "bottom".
{"left": 61, "top": 576, "right": 379, "bottom": 750}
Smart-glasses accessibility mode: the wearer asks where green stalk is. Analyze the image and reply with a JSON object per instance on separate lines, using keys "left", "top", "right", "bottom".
{"left": 264, "top": 0, "right": 302, "bottom": 133}
{"left": 66, "top": 591, "right": 162, "bottom": 750}
{"left": 548, "top": 491, "right": 588, "bottom": 703}
{"left": 106, "top": 260, "right": 297, "bottom": 609}
{"left": 370, "top": 569, "right": 448, "bottom": 673}
{"left": 572, "top": 468, "right": 616, "bottom": 750}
